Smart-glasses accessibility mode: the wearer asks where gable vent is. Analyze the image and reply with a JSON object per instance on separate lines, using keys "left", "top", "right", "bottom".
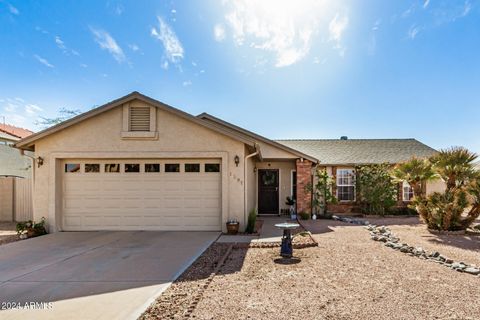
{"left": 129, "top": 106, "right": 151, "bottom": 131}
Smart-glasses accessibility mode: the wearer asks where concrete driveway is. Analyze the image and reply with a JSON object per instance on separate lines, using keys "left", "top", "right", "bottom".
{"left": 0, "top": 231, "right": 219, "bottom": 319}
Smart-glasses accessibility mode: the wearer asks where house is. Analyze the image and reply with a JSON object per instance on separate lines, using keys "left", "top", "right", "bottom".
{"left": 276, "top": 139, "right": 443, "bottom": 213}
{"left": 0, "top": 123, "right": 34, "bottom": 178}
{"left": 15, "top": 92, "right": 440, "bottom": 232}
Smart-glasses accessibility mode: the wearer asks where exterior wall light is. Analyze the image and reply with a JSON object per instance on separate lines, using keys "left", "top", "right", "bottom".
{"left": 37, "top": 156, "right": 44, "bottom": 167}
{"left": 234, "top": 155, "right": 240, "bottom": 167}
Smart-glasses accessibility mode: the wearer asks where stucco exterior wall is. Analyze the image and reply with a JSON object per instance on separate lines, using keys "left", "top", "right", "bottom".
{"left": 257, "top": 141, "right": 297, "bottom": 160}
{"left": 33, "top": 99, "right": 248, "bottom": 232}
{"left": 255, "top": 161, "right": 296, "bottom": 214}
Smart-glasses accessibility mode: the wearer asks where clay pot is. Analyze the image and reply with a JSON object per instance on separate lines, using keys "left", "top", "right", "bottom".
{"left": 226, "top": 223, "right": 239, "bottom": 235}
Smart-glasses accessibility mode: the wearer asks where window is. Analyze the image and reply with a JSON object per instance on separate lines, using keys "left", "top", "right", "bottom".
{"left": 145, "top": 164, "right": 160, "bottom": 172}
{"left": 85, "top": 164, "right": 100, "bottom": 173}
{"left": 65, "top": 163, "right": 80, "bottom": 173}
{"left": 125, "top": 164, "right": 140, "bottom": 173}
{"left": 185, "top": 163, "right": 200, "bottom": 172}
{"left": 129, "top": 106, "right": 150, "bottom": 131}
{"left": 105, "top": 164, "right": 120, "bottom": 173}
{"left": 337, "top": 168, "right": 355, "bottom": 201}
{"left": 165, "top": 163, "right": 180, "bottom": 172}
{"left": 205, "top": 163, "right": 220, "bottom": 172}
{"left": 291, "top": 171, "right": 297, "bottom": 200}
{"left": 403, "top": 181, "right": 414, "bottom": 201}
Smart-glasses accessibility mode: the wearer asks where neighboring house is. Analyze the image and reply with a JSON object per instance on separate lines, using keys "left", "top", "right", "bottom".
{"left": 0, "top": 123, "right": 34, "bottom": 178}
{"left": 15, "top": 92, "right": 440, "bottom": 232}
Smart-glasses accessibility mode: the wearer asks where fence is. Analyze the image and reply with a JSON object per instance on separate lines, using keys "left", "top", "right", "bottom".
{"left": 0, "top": 177, "right": 33, "bottom": 222}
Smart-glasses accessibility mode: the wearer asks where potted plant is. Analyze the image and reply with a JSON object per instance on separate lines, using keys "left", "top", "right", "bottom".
{"left": 226, "top": 218, "right": 240, "bottom": 235}
{"left": 16, "top": 217, "right": 47, "bottom": 239}
{"left": 285, "top": 196, "right": 296, "bottom": 220}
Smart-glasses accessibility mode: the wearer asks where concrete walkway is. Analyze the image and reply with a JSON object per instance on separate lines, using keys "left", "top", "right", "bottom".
{"left": 0, "top": 231, "right": 219, "bottom": 320}
{"left": 217, "top": 216, "right": 298, "bottom": 243}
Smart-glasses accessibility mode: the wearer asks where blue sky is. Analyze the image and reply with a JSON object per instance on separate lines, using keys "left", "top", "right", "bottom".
{"left": 0, "top": 0, "right": 479, "bottom": 153}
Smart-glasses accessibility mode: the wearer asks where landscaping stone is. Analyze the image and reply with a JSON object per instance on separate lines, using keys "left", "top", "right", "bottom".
{"left": 464, "top": 267, "right": 480, "bottom": 275}
{"left": 366, "top": 224, "right": 479, "bottom": 278}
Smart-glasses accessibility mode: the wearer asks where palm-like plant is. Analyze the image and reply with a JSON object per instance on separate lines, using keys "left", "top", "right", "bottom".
{"left": 391, "top": 157, "right": 438, "bottom": 197}
{"left": 430, "top": 146, "right": 478, "bottom": 189}
{"left": 391, "top": 149, "right": 480, "bottom": 231}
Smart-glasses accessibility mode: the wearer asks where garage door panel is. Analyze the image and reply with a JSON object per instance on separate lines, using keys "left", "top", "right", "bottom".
{"left": 62, "top": 159, "right": 222, "bottom": 231}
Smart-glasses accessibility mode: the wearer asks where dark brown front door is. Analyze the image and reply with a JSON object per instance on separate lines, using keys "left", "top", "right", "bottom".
{"left": 258, "top": 169, "right": 279, "bottom": 214}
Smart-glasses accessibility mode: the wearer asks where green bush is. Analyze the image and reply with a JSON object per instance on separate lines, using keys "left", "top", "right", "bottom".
{"left": 356, "top": 164, "right": 398, "bottom": 216}
{"left": 245, "top": 209, "right": 257, "bottom": 234}
{"left": 299, "top": 212, "right": 310, "bottom": 220}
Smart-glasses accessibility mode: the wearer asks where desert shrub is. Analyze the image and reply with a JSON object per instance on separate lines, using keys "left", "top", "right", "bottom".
{"left": 245, "top": 209, "right": 257, "bottom": 234}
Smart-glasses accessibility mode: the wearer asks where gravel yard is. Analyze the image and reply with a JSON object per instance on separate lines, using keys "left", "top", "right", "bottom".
{"left": 0, "top": 222, "right": 19, "bottom": 246}
{"left": 143, "top": 217, "right": 480, "bottom": 320}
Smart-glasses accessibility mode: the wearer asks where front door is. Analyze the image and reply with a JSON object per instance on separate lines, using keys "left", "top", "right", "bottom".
{"left": 258, "top": 169, "right": 279, "bottom": 214}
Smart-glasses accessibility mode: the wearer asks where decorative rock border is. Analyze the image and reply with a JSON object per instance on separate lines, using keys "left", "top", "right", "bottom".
{"left": 184, "top": 244, "right": 234, "bottom": 318}
{"left": 332, "top": 215, "right": 370, "bottom": 225}
{"left": 366, "top": 225, "right": 480, "bottom": 277}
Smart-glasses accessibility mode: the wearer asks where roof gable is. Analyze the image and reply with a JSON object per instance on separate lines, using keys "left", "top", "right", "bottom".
{"left": 198, "top": 113, "right": 318, "bottom": 162}
{"left": 15, "top": 92, "right": 256, "bottom": 150}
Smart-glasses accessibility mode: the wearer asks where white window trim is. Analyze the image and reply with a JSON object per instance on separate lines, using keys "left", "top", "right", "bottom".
{"left": 121, "top": 103, "right": 158, "bottom": 140}
{"left": 402, "top": 181, "right": 414, "bottom": 202}
{"left": 336, "top": 168, "right": 356, "bottom": 202}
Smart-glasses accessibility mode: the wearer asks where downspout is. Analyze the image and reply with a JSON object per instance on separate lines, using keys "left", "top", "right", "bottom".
{"left": 244, "top": 147, "right": 259, "bottom": 228}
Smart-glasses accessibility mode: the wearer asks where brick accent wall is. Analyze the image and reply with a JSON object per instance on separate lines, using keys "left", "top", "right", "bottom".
{"left": 296, "top": 159, "right": 313, "bottom": 214}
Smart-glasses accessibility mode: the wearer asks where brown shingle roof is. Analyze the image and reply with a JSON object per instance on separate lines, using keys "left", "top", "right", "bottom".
{"left": 275, "top": 139, "right": 438, "bottom": 165}
{"left": 0, "top": 123, "right": 33, "bottom": 139}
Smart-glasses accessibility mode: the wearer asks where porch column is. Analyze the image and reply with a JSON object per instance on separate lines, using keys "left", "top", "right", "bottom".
{"left": 296, "top": 159, "right": 313, "bottom": 214}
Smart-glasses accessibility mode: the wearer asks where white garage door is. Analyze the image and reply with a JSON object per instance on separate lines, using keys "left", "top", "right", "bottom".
{"left": 62, "top": 159, "right": 222, "bottom": 231}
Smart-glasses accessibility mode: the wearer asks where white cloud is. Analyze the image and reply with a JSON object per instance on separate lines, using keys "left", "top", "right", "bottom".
{"left": 129, "top": 44, "right": 140, "bottom": 52}
{"left": 182, "top": 80, "right": 192, "bottom": 86}
{"left": 35, "top": 26, "right": 49, "bottom": 34}
{"left": 423, "top": 0, "right": 430, "bottom": 9}
{"left": 1, "top": 98, "right": 44, "bottom": 129}
{"left": 218, "top": 0, "right": 344, "bottom": 67}
{"left": 90, "top": 28, "right": 126, "bottom": 63}
{"left": 25, "top": 104, "right": 43, "bottom": 115}
{"left": 329, "top": 13, "right": 348, "bottom": 56}
{"left": 408, "top": 25, "right": 420, "bottom": 39}
{"left": 171, "top": 9, "right": 177, "bottom": 14}
{"left": 214, "top": 24, "right": 226, "bottom": 42}
{"left": 33, "top": 54, "right": 54, "bottom": 68}
{"left": 80, "top": 63, "right": 88, "bottom": 68}
{"left": 8, "top": 3, "right": 19, "bottom": 15}
{"left": 461, "top": 1, "right": 472, "bottom": 17}
{"left": 54, "top": 36, "right": 79, "bottom": 56}
{"left": 151, "top": 16, "right": 184, "bottom": 66}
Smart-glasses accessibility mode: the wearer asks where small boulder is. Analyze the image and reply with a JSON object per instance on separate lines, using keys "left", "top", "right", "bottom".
{"left": 464, "top": 267, "right": 480, "bottom": 275}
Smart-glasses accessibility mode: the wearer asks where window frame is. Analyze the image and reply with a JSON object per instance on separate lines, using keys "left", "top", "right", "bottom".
{"left": 205, "top": 163, "right": 220, "bottom": 173}
{"left": 185, "top": 163, "right": 200, "bottom": 173}
{"left": 85, "top": 163, "right": 100, "bottom": 173}
{"left": 402, "top": 181, "right": 414, "bottom": 202}
{"left": 65, "top": 163, "right": 81, "bottom": 173}
{"left": 336, "top": 168, "right": 356, "bottom": 202}
{"left": 165, "top": 163, "right": 180, "bottom": 173}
